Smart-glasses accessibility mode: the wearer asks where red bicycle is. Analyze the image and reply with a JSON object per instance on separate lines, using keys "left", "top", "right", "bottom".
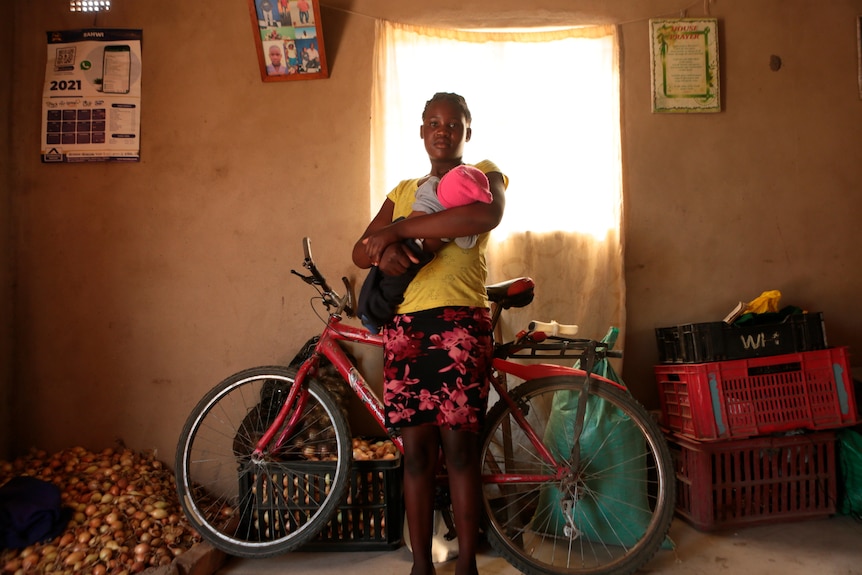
{"left": 175, "top": 238, "right": 674, "bottom": 575}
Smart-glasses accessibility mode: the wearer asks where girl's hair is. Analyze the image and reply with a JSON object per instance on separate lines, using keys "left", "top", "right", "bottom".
{"left": 422, "top": 92, "right": 472, "bottom": 125}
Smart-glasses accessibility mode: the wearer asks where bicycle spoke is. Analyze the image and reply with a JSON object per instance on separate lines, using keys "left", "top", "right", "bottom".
{"left": 175, "top": 367, "right": 351, "bottom": 557}
{"left": 482, "top": 376, "right": 674, "bottom": 575}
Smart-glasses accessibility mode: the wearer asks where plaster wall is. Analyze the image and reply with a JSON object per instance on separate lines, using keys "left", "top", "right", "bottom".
{"left": 6, "top": 0, "right": 862, "bottom": 461}
{"left": 1, "top": 0, "right": 14, "bottom": 459}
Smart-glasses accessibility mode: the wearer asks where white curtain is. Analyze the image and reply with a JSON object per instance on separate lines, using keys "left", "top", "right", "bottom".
{"left": 371, "top": 21, "right": 624, "bottom": 350}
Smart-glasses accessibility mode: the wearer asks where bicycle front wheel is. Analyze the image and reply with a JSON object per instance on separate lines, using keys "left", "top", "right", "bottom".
{"left": 481, "top": 376, "right": 675, "bottom": 575}
{"left": 175, "top": 366, "right": 351, "bottom": 558}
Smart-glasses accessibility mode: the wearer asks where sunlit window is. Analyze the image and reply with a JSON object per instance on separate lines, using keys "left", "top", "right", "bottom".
{"left": 371, "top": 22, "right": 625, "bottom": 338}
{"left": 69, "top": 1, "right": 111, "bottom": 12}
{"left": 371, "top": 23, "right": 621, "bottom": 242}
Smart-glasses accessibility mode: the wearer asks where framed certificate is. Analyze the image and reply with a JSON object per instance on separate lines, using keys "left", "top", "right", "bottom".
{"left": 650, "top": 18, "right": 721, "bottom": 113}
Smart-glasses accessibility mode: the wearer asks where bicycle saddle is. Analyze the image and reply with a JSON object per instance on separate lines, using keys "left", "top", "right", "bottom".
{"left": 486, "top": 277, "right": 535, "bottom": 309}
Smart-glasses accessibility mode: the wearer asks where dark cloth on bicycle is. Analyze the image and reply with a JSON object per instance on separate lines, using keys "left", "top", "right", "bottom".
{"left": 357, "top": 230, "right": 434, "bottom": 334}
{"left": 382, "top": 306, "right": 493, "bottom": 433}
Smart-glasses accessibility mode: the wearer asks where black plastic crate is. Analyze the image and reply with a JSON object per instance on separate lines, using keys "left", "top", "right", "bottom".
{"left": 655, "top": 312, "right": 826, "bottom": 363}
{"left": 239, "top": 456, "right": 403, "bottom": 551}
{"left": 306, "top": 456, "right": 403, "bottom": 550}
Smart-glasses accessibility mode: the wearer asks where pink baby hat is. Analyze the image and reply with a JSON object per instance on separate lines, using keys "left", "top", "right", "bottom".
{"left": 437, "top": 165, "right": 492, "bottom": 209}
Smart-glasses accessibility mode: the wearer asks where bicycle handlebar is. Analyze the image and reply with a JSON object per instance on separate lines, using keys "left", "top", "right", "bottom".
{"left": 300, "top": 237, "right": 327, "bottom": 288}
{"left": 292, "top": 237, "right": 355, "bottom": 317}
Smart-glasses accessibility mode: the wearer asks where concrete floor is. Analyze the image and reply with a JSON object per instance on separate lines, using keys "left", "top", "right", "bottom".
{"left": 214, "top": 515, "right": 862, "bottom": 575}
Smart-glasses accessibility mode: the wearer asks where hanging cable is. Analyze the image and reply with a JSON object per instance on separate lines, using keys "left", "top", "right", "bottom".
{"left": 321, "top": 0, "right": 714, "bottom": 28}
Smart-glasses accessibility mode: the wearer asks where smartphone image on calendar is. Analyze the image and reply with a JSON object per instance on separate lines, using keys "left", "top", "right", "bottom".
{"left": 101, "top": 44, "right": 131, "bottom": 94}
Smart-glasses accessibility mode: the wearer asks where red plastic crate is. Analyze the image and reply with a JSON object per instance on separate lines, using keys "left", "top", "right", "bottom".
{"left": 654, "top": 346, "right": 857, "bottom": 441}
{"left": 669, "top": 432, "right": 837, "bottom": 531}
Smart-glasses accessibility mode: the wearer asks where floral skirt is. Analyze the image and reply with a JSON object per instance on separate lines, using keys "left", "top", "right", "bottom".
{"left": 382, "top": 306, "right": 494, "bottom": 433}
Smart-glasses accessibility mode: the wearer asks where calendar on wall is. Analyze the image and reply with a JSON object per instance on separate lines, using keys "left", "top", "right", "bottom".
{"left": 42, "top": 29, "right": 142, "bottom": 163}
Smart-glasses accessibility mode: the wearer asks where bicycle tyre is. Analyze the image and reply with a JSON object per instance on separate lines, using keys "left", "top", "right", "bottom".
{"left": 481, "top": 376, "right": 675, "bottom": 575}
{"left": 175, "top": 365, "right": 352, "bottom": 558}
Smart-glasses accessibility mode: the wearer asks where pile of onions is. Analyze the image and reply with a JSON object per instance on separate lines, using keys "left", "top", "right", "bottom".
{"left": 351, "top": 438, "right": 397, "bottom": 461}
{"left": 0, "top": 445, "right": 202, "bottom": 575}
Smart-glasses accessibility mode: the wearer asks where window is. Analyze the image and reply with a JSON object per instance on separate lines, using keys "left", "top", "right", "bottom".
{"left": 371, "top": 21, "right": 625, "bottom": 340}
{"left": 372, "top": 22, "right": 621, "bottom": 240}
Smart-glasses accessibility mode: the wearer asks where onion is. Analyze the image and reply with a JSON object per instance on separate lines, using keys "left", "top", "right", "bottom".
{"left": 0, "top": 445, "right": 204, "bottom": 574}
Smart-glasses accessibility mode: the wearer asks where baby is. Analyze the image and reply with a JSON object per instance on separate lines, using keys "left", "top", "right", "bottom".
{"left": 357, "top": 165, "right": 492, "bottom": 333}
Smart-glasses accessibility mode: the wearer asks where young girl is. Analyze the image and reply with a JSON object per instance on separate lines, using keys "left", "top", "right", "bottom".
{"left": 353, "top": 92, "right": 507, "bottom": 575}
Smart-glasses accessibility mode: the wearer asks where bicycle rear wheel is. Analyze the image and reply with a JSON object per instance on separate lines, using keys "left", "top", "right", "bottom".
{"left": 175, "top": 365, "right": 351, "bottom": 557}
{"left": 481, "top": 376, "right": 674, "bottom": 575}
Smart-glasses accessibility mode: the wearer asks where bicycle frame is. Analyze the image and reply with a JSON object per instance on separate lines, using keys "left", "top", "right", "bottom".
{"left": 252, "top": 308, "right": 629, "bottom": 485}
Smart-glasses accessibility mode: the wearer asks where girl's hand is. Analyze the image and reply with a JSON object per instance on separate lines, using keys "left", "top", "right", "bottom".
{"left": 363, "top": 226, "right": 401, "bottom": 265}
{"left": 377, "top": 243, "right": 418, "bottom": 276}
{"left": 353, "top": 199, "right": 395, "bottom": 269}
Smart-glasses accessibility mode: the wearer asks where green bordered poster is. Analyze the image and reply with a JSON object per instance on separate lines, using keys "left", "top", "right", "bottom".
{"left": 42, "top": 29, "right": 142, "bottom": 163}
{"left": 649, "top": 18, "right": 720, "bottom": 113}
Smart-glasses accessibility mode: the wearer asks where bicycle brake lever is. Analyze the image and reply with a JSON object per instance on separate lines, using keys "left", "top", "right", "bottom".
{"left": 290, "top": 269, "right": 315, "bottom": 285}
{"left": 341, "top": 276, "right": 355, "bottom": 317}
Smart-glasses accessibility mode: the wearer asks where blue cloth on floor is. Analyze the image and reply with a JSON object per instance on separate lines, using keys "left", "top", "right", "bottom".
{"left": 0, "top": 476, "right": 72, "bottom": 549}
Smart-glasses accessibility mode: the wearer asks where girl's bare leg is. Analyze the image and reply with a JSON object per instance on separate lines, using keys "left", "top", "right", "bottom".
{"left": 441, "top": 428, "right": 482, "bottom": 575}
{"left": 402, "top": 425, "right": 441, "bottom": 575}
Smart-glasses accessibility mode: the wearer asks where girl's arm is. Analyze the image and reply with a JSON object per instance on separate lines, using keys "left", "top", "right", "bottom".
{"left": 363, "top": 171, "right": 506, "bottom": 263}
{"left": 352, "top": 199, "right": 394, "bottom": 269}
{"left": 352, "top": 199, "right": 419, "bottom": 276}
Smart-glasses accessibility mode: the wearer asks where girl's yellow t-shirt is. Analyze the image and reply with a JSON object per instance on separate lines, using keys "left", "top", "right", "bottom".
{"left": 386, "top": 159, "right": 508, "bottom": 314}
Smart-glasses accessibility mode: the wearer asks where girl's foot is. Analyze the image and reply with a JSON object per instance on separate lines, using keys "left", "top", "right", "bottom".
{"left": 410, "top": 562, "right": 436, "bottom": 575}
{"left": 453, "top": 556, "right": 479, "bottom": 575}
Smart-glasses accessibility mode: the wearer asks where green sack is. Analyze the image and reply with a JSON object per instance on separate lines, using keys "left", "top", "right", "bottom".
{"left": 838, "top": 428, "right": 862, "bottom": 518}
{"left": 531, "top": 328, "right": 656, "bottom": 546}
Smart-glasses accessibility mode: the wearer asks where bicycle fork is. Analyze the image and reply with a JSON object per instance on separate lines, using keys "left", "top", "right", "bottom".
{"left": 559, "top": 341, "right": 598, "bottom": 541}
{"left": 250, "top": 357, "right": 318, "bottom": 462}
{"left": 491, "top": 344, "right": 601, "bottom": 541}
